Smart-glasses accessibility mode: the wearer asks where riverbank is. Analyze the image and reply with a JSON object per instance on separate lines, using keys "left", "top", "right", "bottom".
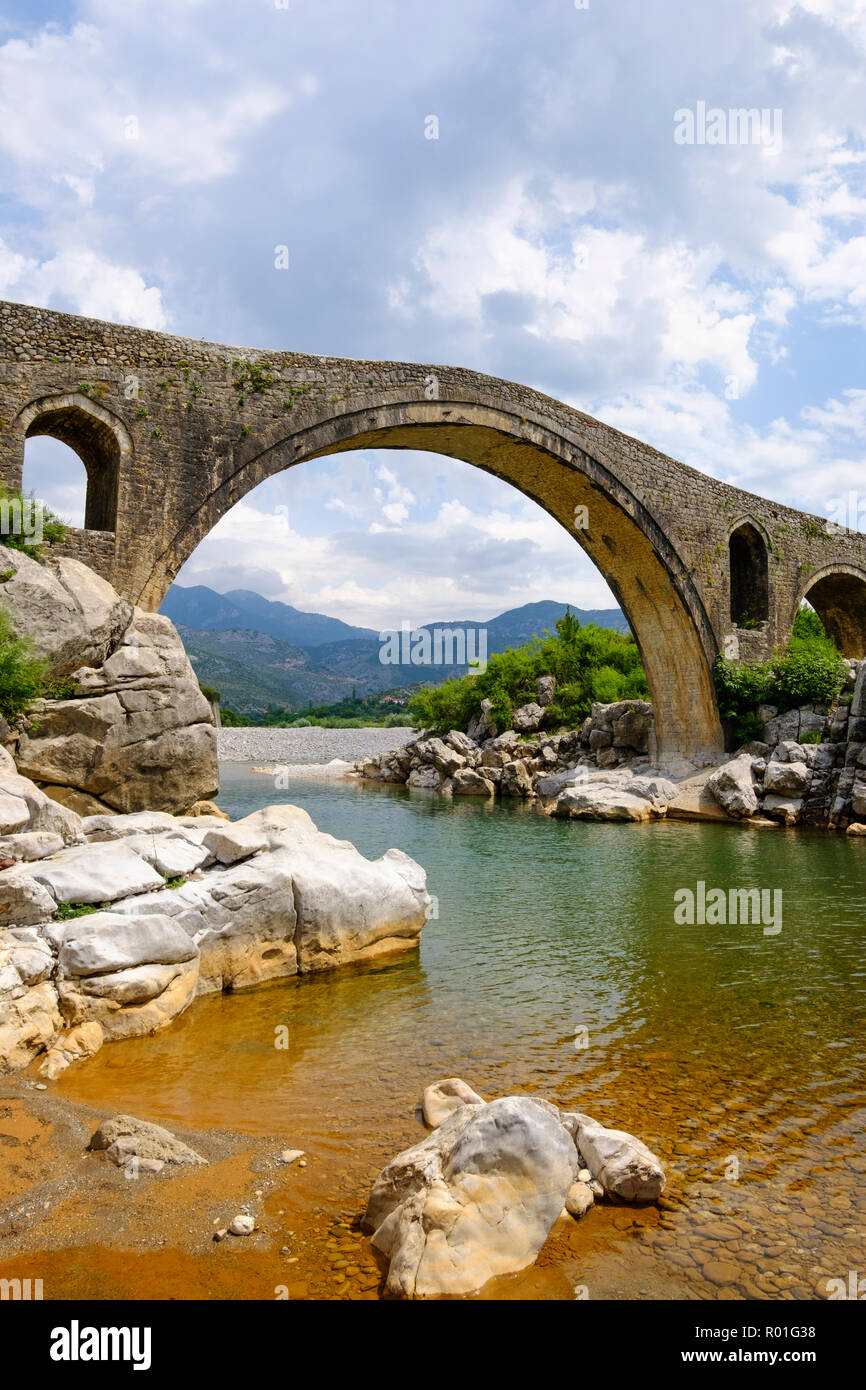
{"left": 217, "top": 727, "right": 414, "bottom": 766}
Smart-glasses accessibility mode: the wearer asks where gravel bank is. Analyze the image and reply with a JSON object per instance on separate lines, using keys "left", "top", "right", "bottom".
{"left": 217, "top": 726, "right": 414, "bottom": 765}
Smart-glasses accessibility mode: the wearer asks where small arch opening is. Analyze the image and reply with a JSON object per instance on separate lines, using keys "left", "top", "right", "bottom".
{"left": 21, "top": 436, "right": 88, "bottom": 529}
{"left": 803, "top": 569, "right": 866, "bottom": 658}
{"left": 23, "top": 399, "right": 121, "bottom": 531}
{"left": 729, "top": 521, "right": 769, "bottom": 627}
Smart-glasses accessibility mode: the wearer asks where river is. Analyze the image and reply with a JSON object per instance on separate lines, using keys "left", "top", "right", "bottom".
{"left": 56, "top": 762, "right": 866, "bottom": 1300}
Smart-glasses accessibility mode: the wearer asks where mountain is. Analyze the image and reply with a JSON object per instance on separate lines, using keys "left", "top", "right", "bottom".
{"left": 176, "top": 626, "right": 368, "bottom": 711}
{"left": 161, "top": 586, "right": 377, "bottom": 647}
{"left": 163, "top": 587, "right": 630, "bottom": 714}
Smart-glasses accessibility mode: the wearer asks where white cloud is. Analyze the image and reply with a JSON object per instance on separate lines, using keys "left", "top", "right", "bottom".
{"left": 0, "top": 240, "right": 168, "bottom": 328}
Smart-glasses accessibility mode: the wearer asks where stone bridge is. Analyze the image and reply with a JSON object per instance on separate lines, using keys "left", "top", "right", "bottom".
{"left": 2, "top": 299, "right": 865, "bottom": 758}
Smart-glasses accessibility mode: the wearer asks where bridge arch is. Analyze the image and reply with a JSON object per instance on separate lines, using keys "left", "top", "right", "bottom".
{"left": 13, "top": 392, "right": 130, "bottom": 532}
{"left": 140, "top": 396, "right": 724, "bottom": 758}
{"left": 799, "top": 563, "right": 866, "bottom": 658}
{"left": 729, "top": 517, "right": 770, "bottom": 628}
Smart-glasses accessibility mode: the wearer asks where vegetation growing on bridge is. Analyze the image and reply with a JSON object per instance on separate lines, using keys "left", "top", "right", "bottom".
{"left": 714, "top": 606, "right": 848, "bottom": 743}
{"left": 408, "top": 609, "right": 648, "bottom": 737}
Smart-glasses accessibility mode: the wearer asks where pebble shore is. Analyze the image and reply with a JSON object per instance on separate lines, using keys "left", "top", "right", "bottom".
{"left": 216, "top": 726, "right": 414, "bottom": 766}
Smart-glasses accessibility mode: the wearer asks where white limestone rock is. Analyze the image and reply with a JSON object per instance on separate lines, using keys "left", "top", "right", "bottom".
{"left": 0, "top": 978, "right": 63, "bottom": 1075}
{"left": 565, "top": 1181, "right": 595, "bottom": 1218}
{"left": 763, "top": 759, "right": 811, "bottom": 796}
{"left": 31, "top": 840, "right": 165, "bottom": 904}
{"left": 573, "top": 1114, "right": 665, "bottom": 1202}
{"left": 421, "top": 1076, "right": 486, "bottom": 1128}
{"left": 0, "top": 791, "right": 30, "bottom": 835}
{"left": 451, "top": 768, "right": 495, "bottom": 796}
{"left": 124, "top": 829, "right": 209, "bottom": 878}
{"left": 0, "top": 867, "right": 58, "bottom": 926}
{"left": 201, "top": 824, "right": 270, "bottom": 865}
{"left": 82, "top": 811, "right": 177, "bottom": 841}
{"left": 553, "top": 782, "right": 661, "bottom": 821}
{"left": 39, "top": 1020, "right": 104, "bottom": 1080}
{"left": 762, "top": 794, "right": 803, "bottom": 825}
{"left": 707, "top": 754, "right": 759, "bottom": 818}
{"left": 90, "top": 1113, "right": 207, "bottom": 1167}
{"left": 0, "top": 771, "right": 84, "bottom": 844}
{"left": 57, "top": 910, "right": 198, "bottom": 977}
{"left": 285, "top": 834, "right": 431, "bottom": 973}
{"left": 78, "top": 963, "right": 183, "bottom": 1005}
{"left": 0, "top": 548, "right": 130, "bottom": 677}
{"left": 0, "top": 831, "right": 65, "bottom": 861}
{"left": 513, "top": 702, "right": 545, "bottom": 733}
{"left": 364, "top": 1096, "right": 578, "bottom": 1298}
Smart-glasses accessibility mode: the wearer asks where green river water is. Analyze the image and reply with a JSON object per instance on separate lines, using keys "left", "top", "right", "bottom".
{"left": 56, "top": 764, "right": 866, "bottom": 1300}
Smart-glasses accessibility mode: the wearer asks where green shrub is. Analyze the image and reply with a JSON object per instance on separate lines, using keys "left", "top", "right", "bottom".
{"left": 408, "top": 609, "right": 648, "bottom": 736}
{"left": 732, "top": 711, "right": 766, "bottom": 746}
{"left": 713, "top": 655, "right": 773, "bottom": 724}
{"left": 773, "top": 644, "right": 846, "bottom": 708}
{"left": 713, "top": 605, "right": 847, "bottom": 741}
{"left": 56, "top": 902, "right": 102, "bottom": 921}
{"left": 0, "top": 483, "right": 67, "bottom": 559}
{"left": 0, "top": 603, "right": 47, "bottom": 720}
{"left": 219, "top": 706, "right": 248, "bottom": 726}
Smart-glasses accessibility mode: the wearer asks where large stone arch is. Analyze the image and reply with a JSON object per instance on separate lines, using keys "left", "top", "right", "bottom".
{"left": 800, "top": 563, "right": 866, "bottom": 657}
{"left": 138, "top": 397, "right": 724, "bottom": 759}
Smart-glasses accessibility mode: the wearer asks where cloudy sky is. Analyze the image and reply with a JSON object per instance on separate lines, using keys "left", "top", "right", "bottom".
{"left": 3, "top": 0, "right": 865, "bottom": 627}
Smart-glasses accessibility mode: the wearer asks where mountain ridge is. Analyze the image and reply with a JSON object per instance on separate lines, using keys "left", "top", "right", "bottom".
{"left": 162, "top": 585, "right": 629, "bottom": 714}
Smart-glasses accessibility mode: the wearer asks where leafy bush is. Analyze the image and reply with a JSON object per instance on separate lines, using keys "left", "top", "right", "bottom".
{"left": 219, "top": 706, "right": 247, "bottom": 726}
{"left": 408, "top": 610, "right": 648, "bottom": 736}
{"left": 713, "top": 656, "right": 773, "bottom": 725}
{"left": 0, "top": 603, "right": 47, "bottom": 720}
{"left": 714, "top": 605, "right": 847, "bottom": 743}
{"left": 56, "top": 902, "right": 104, "bottom": 921}
{"left": 0, "top": 483, "right": 67, "bottom": 559}
{"left": 772, "top": 610, "right": 847, "bottom": 707}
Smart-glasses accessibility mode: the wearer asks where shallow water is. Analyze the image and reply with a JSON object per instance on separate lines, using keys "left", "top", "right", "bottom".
{"left": 57, "top": 765, "right": 866, "bottom": 1300}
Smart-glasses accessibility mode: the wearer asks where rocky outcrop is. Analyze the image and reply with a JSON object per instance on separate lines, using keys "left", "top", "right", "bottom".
{"left": 364, "top": 1080, "right": 665, "bottom": 1298}
{"left": 0, "top": 545, "right": 218, "bottom": 814}
{"left": 354, "top": 664, "right": 866, "bottom": 833}
{"left": 707, "top": 754, "right": 760, "bottom": 819}
{"left": 0, "top": 768, "right": 432, "bottom": 1076}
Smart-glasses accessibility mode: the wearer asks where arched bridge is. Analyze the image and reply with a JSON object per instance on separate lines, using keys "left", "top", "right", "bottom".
{"left": 2, "top": 299, "right": 865, "bottom": 759}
